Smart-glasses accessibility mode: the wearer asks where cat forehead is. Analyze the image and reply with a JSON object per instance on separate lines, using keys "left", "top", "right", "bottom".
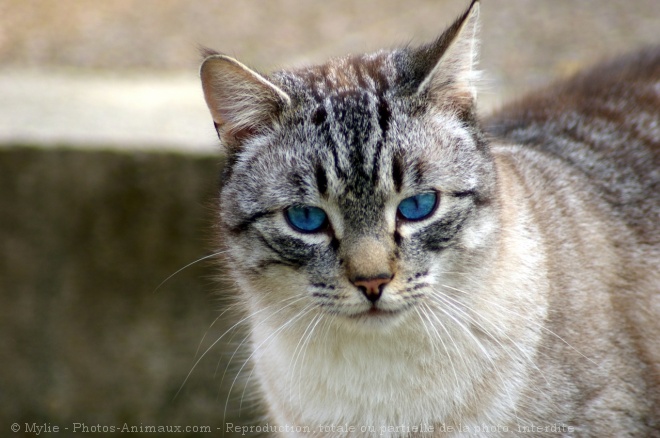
{"left": 273, "top": 50, "right": 400, "bottom": 103}
{"left": 263, "top": 54, "right": 407, "bottom": 193}
{"left": 269, "top": 51, "right": 413, "bottom": 159}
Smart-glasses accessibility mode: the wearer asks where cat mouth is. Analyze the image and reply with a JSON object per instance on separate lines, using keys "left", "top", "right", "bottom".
{"left": 348, "top": 305, "right": 406, "bottom": 320}
{"left": 366, "top": 307, "right": 395, "bottom": 316}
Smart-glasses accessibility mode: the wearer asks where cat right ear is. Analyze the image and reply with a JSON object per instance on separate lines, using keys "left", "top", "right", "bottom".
{"left": 200, "top": 54, "right": 291, "bottom": 151}
{"left": 409, "top": 0, "right": 480, "bottom": 111}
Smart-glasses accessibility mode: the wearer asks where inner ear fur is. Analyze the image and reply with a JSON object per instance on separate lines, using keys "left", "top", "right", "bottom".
{"left": 411, "top": 0, "right": 480, "bottom": 110}
{"left": 200, "top": 54, "right": 291, "bottom": 150}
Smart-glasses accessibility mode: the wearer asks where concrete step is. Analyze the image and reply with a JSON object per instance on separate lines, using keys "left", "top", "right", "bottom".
{"left": 0, "top": 69, "right": 217, "bottom": 153}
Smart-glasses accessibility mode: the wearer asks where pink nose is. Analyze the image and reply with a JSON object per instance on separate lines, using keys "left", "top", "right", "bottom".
{"left": 351, "top": 275, "right": 392, "bottom": 303}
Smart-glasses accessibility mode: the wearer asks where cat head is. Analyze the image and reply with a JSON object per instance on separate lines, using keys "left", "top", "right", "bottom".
{"left": 201, "top": 0, "right": 499, "bottom": 331}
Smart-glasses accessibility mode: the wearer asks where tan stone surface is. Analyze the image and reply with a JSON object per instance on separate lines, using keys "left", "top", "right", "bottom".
{"left": 0, "top": 0, "right": 658, "bottom": 149}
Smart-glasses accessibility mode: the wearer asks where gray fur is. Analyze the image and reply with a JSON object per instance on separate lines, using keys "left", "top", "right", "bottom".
{"left": 200, "top": 1, "right": 659, "bottom": 436}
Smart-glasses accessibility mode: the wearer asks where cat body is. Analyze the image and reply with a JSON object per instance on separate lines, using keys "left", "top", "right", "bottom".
{"left": 200, "top": 1, "right": 659, "bottom": 436}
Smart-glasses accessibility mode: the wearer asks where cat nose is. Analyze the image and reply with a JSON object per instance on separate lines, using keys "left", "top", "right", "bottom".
{"left": 351, "top": 274, "right": 392, "bottom": 303}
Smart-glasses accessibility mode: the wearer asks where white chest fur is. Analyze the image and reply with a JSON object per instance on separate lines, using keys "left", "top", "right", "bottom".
{"left": 248, "top": 304, "right": 532, "bottom": 437}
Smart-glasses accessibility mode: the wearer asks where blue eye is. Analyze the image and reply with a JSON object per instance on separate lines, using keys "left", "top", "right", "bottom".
{"left": 285, "top": 205, "right": 328, "bottom": 233}
{"left": 397, "top": 192, "right": 438, "bottom": 221}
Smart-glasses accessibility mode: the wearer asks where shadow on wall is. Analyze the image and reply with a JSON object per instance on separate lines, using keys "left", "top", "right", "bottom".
{"left": 0, "top": 146, "right": 260, "bottom": 436}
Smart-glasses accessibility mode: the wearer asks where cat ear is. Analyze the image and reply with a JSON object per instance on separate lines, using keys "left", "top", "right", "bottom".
{"left": 200, "top": 54, "right": 291, "bottom": 150}
{"left": 411, "top": 0, "right": 480, "bottom": 110}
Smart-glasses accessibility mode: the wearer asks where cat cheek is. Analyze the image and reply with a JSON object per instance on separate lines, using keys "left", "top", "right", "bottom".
{"left": 461, "top": 215, "right": 498, "bottom": 250}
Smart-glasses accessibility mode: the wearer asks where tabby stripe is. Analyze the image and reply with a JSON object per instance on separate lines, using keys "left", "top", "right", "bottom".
{"left": 420, "top": 211, "right": 468, "bottom": 251}
{"left": 330, "top": 144, "right": 347, "bottom": 179}
{"left": 229, "top": 210, "right": 274, "bottom": 234}
{"left": 453, "top": 190, "right": 476, "bottom": 199}
{"left": 315, "top": 163, "right": 329, "bottom": 197}
{"left": 255, "top": 234, "right": 307, "bottom": 267}
{"left": 392, "top": 154, "right": 404, "bottom": 193}
{"left": 371, "top": 141, "right": 383, "bottom": 185}
{"left": 256, "top": 259, "right": 300, "bottom": 270}
{"left": 311, "top": 106, "right": 327, "bottom": 125}
{"left": 377, "top": 98, "right": 391, "bottom": 140}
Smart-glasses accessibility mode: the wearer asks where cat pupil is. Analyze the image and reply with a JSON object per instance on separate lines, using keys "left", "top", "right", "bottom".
{"left": 285, "top": 205, "right": 327, "bottom": 233}
{"left": 397, "top": 192, "right": 438, "bottom": 221}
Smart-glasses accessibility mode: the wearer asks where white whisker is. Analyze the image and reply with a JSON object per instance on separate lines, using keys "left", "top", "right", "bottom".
{"left": 416, "top": 304, "right": 463, "bottom": 393}
{"left": 434, "top": 284, "right": 552, "bottom": 389}
{"left": 225, "top": 303, "right": 316, "bottom": 421}
{"left": 425, "top": 293, "right": 523, "bottom": 426}
{"left": 292, "top": 313, "right": 325, "bottom": 411}
{"left": 440, "top": 283, "right": 598, "bottom": 367}
{"left": 153, "top": 251, "right": 228, "bottom": 294}
{"left": 176, "top": 294, "right": 306, "bottom": 402}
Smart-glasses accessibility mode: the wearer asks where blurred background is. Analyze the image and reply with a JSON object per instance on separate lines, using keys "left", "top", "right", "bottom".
{"left": 1, "top": 0, "right": 658, "bottom": 436}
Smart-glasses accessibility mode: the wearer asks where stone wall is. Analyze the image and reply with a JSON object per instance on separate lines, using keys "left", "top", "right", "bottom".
{"left": 0, "top": 146, "right": 259, "bottom": 435}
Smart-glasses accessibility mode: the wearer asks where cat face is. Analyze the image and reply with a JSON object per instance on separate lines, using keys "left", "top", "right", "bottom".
{"left": 203, "top": 3, "right": 498, "bottom": 330}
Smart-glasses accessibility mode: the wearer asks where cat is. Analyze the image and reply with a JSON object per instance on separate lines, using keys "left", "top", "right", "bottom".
{"left": 199, "top": 0, "right": 659, "bottom": 436}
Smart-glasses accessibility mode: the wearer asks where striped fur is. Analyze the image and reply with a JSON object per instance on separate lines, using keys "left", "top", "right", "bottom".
{"left": 200, "top": 1, "right": 659, "bottom": 436}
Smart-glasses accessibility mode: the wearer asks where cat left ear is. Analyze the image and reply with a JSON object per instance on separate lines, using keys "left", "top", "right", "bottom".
{"left": 412, "top": 0, "right": 480, "bottom": 109}
{"left": 200, "top": 54, "right": 291, "bottom": 151}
